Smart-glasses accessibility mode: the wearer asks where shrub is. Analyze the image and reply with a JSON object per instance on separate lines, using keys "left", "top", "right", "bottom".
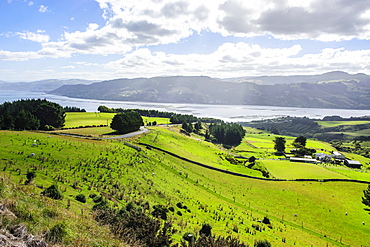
{"left": 199, "top": 223, "right": 212, "bottom": 237}
{"left": 75, "top": 194, "right": 86, "bottom": 203}
{"left": 45, "top": 223, "right": 67, "bottom": 244}
{"left": 152, "top": 204, "right": 168, "bottom": 220}
{"left": 254, "top": 239, "right": 271, "bottom": 247}
{"left": 41, "top": 185, "right": 63, "bottom": 200}
{"left": 262, "top": 216, "right": 271, "bottom": 224}
{"left": 25, "top": 171, "right": 36, "bottom": 185}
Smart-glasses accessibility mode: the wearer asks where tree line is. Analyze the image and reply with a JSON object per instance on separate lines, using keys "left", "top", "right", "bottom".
{"left": 0, "top": 99, "right": 65, "bottom": 130}
{"left": 208, "top": 122, "right": 246, "bottom": 146}
{"left": 97, "top": 105, "right": 221, "bottom": 124}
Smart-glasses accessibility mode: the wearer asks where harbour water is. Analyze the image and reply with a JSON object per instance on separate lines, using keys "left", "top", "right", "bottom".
{"left": 1, "top": 90, "right": 370, "bottom": 122}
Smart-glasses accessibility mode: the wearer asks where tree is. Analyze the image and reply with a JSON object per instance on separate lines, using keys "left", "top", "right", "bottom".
{"left": 293, "top": 136, "right": 307, "bottom": 149}
{"left": 273, "top": 137, "right": 286, "bottom": 153}
{"left": 0, "top": 99, "right": 65, "bottom": 130}
{"left": 25, "top": 171, "right": 36, "bottom": 185}
{"left": 110, "top": 111, "right": 143, "bottom": 134}
{"left": 254, "top": 239, "right": 271, "bottom": 247}
{"left": 199, "top": 223, "right": 212, "bottom": 237}
{"left": 34, "top": 101, "right": 65, "bottom": 129}
{"left": 42, "top": 185, "right": 63, "bottom": 200}
{"left": 209, "top": 122, "right": 246, "bottom": 146}
{"left": 362, "top": 184, "right": 370, "bottom": 207}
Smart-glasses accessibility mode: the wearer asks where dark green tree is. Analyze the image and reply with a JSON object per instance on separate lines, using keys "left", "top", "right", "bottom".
{"left": 0, "top": 99, "right": 65, "bottom": 130}
{"left": 254, "top": 239, "right": 271, "bottom": 247}
{"left": 209, "top": 123, "right": 245, "bottom": 146}
{"left": 34, "top": 102, "right": 65, "bottom": 130}
{"left": 42, "top": 185, "right": 63, "bottom": 200}
{"left": 199, "top": 223, "right": 212, "bottom": 237}
{"left": 110, "top": 111, "right": 143, "bottom": 134}
{"left": 25, "top": 171, "right": 36, "bottom": 185}
{"left": 14, "top": 110, "right": 40, "bottom": 130}
{"left": 293, "top": 136, "right": 307, "bottom": 149}
{"left": 362, "top": 184, "right": 370, "bottom": 207}
{"left": 273, "top": 137, "right": 286, "bottom": 153}
{"left": 97, "top": 105, "right": 114, "bottom": 113}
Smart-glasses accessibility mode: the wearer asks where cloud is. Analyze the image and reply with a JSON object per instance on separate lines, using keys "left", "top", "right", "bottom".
{"left": 28, "top": 1, "right": 34, "bottom": 6}
{"left": 104, "top": 43, "right": 370, "bottom": 78}
{"left": 2, "top": 0, "right": 370, "bottom": 63}
{"left": 62, "top": 65, "right": 76, "bottom": 69}
{"left": 16, "top": 31, "right": 50, "bottom": 43}
{"left": 39, "top": 5, "right": 48, "bottom": 13}
{"left": 256, "top": 0, "right": 370, "bottom": 41}
{"left": 91, "top": 0, "right": 370, "bottom": 48}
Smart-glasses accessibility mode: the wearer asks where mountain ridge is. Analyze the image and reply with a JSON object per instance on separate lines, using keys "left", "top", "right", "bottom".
{"left": 49, "top": 72, "right": 370, "bottom": 109}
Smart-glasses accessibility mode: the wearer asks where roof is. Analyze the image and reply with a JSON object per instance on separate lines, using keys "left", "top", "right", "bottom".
{"left": 290, "top": 157, "right": 317, "bottom": 163}
{"left": 345, "top": 160, "right": 361, "bottom": 165}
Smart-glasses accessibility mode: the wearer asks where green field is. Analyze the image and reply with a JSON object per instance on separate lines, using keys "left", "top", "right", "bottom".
{"left": 64, "top": 112, "right": 169, "bottom": 128}
{"left": 316, "top": 120, "right": 370, "bottom": 127}
{"left": 262, "top": 160, "right": 348, "bottom": 180}
{"left": 1, "top": 116, "right": 370, "bottom": 246}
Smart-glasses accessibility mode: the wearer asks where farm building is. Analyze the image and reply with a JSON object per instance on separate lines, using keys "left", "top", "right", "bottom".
{"left": 344, "top": 159, "right": 362, "bottom": 169}
{"left": 332, "top": 152, "right": 345, "bottom": 160}
{"left": 290, "top": 157, "right": 317, "bottom": 164}
{"left": 315, "top": 153, "right": 332, "bottom": 162}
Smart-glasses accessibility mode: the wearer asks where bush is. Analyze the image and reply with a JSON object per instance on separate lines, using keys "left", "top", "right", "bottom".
{"left": 262, "top": 216, "right": 271, "bottom": 224}
{"left": 25, "top": 171, "right": 36, "bottom": 185}
{"left": 254, "top": 239, "right": 271, "bottom": 247}
{"left": 41, "top": 185, "right": 63, "bottom": 200}
{"left": 45, "top": 223, "right": 67, "bottom": 244}
{"left": 75, "top": 194, "right": 86, "bottom": 203}
{"left": 199, "top": 223, "right": 212, "bottom": 237}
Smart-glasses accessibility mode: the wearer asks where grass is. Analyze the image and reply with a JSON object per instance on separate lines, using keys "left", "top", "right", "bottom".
{"left": 64, "top": 112, "right": 169, "bottom": 129}
{"left": 1, "top": 123, "right": 370, "bottom": 246}
{"left": 64, "top": 112, "right": 115, "bottom": 128}
{"left": 316, "top": 120, "right": 370, "bottom": 127}
{"left": 262, "top": 160, "right": 348, "bottom": 180}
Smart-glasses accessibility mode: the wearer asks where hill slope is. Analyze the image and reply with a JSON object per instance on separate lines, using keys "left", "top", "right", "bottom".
{"left": 50, "top": 72, "right": 370, "bottom": 109}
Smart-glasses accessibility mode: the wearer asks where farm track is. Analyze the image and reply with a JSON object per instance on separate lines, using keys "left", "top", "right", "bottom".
{"left": 138, "top": 143, "right": 370, "bottom": 185}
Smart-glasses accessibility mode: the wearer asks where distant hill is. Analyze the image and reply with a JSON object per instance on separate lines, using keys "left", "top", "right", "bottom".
{"left": 0, "top": 79, "right": 97, "bottom": 92}
{"left": 224, "top": 71, "right": 370, "bottom": 85}
{"left": 50, "top": 72, "right": 370, "bottom": 109}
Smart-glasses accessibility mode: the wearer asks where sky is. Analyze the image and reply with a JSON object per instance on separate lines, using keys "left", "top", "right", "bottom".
{"left": 1, "top": 0, "right": 370, "bottom": 82}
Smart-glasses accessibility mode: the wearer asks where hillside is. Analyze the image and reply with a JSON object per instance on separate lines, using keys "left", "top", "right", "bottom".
{"left": 49, "top": 72, "right": 370, "bottom": 109}
{"left": 1, "top": 117, "right": 370, "bottom": 246}
{"left": 0, "top": 79, "right": 97, "bottom": 92}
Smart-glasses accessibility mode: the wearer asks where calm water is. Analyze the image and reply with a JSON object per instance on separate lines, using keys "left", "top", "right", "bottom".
{"left": 1, "top": 90, "right": 370, "bottom": 122}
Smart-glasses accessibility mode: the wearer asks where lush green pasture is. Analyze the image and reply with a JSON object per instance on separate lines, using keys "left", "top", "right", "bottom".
{"left": 64, "top": 112, "right": 115, "bottom": 128}
{"left": 326, "top": 167, "right": 370, "bottom": 182}
{"left": 235, "top": 132, "right": 335, "bottom": 158}
{"left": 1, "top": 127, "right": 370, "bottom": 246}
{"left": 316, "top": 120, "right": 370, "bottom": 127}
{"left": 141, "top": 125, "right": 263, "bottom": 177}
{"left": 262, "top": 160, "right": 348, "bottom": 180}
{"left": 64, "top": 112, "right": 169, "bottom": 128}
{"left": 54, "top": 126, "right": 115, "bottom": 136}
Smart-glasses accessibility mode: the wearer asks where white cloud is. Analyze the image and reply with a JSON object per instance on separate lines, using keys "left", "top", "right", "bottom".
{"left": 104, "top": 43, "right": 370, "bottom": 78}
{"left": 62, "top": 65, "right": 76, "bottom": 69}
{"left": 92, "top": 0, "right": 370, "bottom": 42}
{"left": 39, "top": 5, "right": 48, "bottom": 13}
{"left": 2, "top": 0, "right": 370, "bottom": 64}
{"left": 28, "top": 1, "right": 34, "bottom": 6}
{"left": 16, "top": 31, "right": 50, "bottom": 42}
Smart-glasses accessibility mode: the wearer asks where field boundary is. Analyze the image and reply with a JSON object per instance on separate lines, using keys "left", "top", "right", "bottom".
{"left": 138, "top": 142, "right": 370, "bottom": 184}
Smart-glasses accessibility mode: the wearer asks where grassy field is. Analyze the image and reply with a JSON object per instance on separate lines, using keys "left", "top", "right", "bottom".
{"left": 262, "top": 160, "right": 348, "bottom": 180}
{"left": 316, "top": 120, "right": 370, "bottom": 127}
{"left": 64, "top": 112, "right": 169, "bottom": 128}
{"left": 1, "top": 119, "right": 370, "bottom": 246}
